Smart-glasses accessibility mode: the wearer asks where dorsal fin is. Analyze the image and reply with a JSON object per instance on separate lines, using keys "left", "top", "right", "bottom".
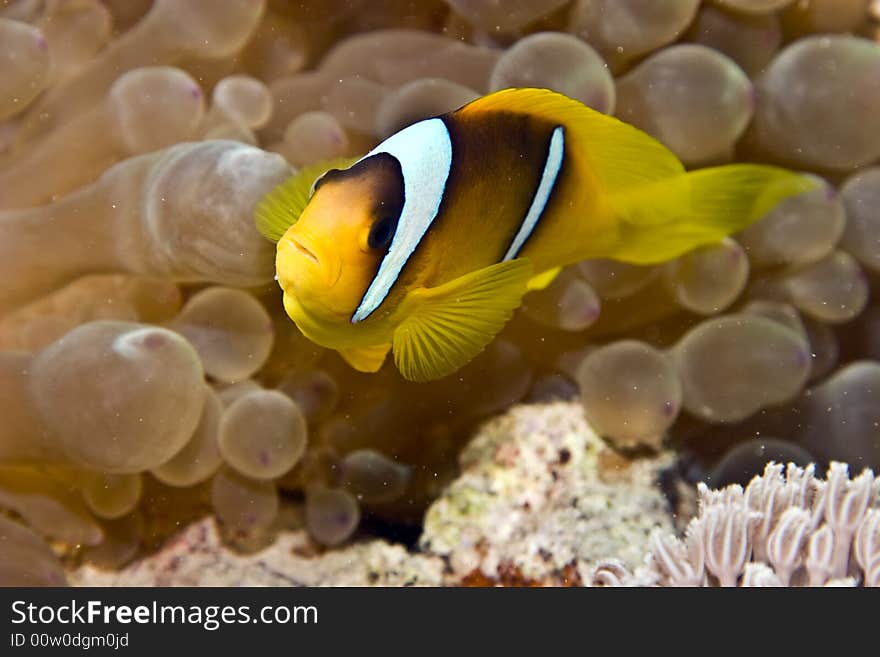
{"left": 255, "top": 156, "right": 360, "bottom": 242}
{"left": 454, "top": 88, "right": 686, "bottom": 198}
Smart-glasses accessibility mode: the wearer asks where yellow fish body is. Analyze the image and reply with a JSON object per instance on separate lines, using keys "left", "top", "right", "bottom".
{"left": 256, "top": 88, "right": 815, "bottom": 382}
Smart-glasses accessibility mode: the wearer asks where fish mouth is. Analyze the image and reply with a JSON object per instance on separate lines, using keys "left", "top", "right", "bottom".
{"left": 284, "top": 235, "right": 342, "bottom": 287}
{"left": 291, "top": 238, "right": 319, "bottom": 265}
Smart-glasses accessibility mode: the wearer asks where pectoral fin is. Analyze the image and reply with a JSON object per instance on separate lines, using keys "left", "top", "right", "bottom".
{"left": 392, "top": 259, "right": 533, "bottom": 382}
{"left": 255, "top": 156, "right": 361, "bottom": 242}
{"left": 339, "top": 343, "right": 391, "bottom": 373}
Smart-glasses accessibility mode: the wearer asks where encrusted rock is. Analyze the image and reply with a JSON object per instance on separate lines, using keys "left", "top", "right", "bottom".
{"left": 71, "top": 402, "right": 679, "bottom": 586}
{"left": 420, "top": 401, "right": 677, "bottom": 584}
{"left": 69, "top": 517, "right": 444, "bottom": 587}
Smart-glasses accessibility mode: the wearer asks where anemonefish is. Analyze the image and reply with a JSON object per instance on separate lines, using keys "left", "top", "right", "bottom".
{"left": 256, "top": 88, "right": 815, "bottom": 382}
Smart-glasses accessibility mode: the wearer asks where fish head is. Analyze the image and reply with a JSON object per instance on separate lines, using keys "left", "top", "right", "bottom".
{"left": 276, "top": 154, "right": 405, "bottom": 347}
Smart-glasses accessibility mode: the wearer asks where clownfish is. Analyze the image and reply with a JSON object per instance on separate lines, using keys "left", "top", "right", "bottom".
{"left": 256, "top": 88, "right": 815, "bottom": 382}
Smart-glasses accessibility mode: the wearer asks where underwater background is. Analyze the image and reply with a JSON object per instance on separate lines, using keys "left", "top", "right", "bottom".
{"left": 1, "top": 0, "right": 879, "bottom": 586}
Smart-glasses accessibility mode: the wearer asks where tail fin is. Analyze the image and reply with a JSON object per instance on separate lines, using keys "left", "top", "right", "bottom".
{"left": 606, "top": 164, "right": 819, "bottom": 264}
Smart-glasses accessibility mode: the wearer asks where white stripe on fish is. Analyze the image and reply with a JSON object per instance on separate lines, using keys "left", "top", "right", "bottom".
{"left": 352, "top": 118, "right": 453, "bottom": 323}
{"left": 503, "top": 125, "right": 565, "bottom": 261}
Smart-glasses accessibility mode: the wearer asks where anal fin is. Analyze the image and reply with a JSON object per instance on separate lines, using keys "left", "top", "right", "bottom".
{"left": 527, "top": 267, "right": 561, "bottom": 291}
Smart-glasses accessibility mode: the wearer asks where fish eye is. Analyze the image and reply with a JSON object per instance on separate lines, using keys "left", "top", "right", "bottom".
{"left": 367, "top": 215, "right": 398, "bottom": 251}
